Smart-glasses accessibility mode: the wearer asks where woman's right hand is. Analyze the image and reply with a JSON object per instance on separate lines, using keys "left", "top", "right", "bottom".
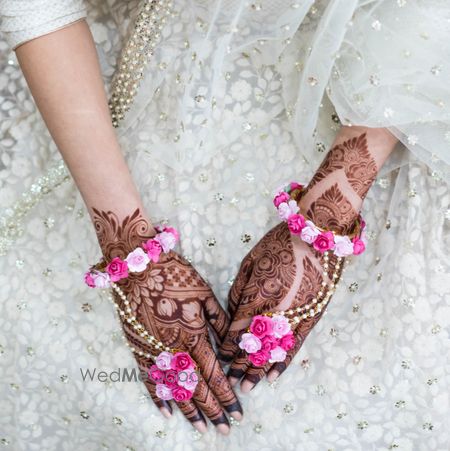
{"left": 94, "top": 208, "right": 242, "bottom": 435}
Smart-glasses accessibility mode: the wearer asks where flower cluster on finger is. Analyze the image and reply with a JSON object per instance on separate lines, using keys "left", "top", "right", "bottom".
{"left": 84, "top": 226, "right": 179, "bottom": 288}
{"left": 273, "top": 181, "right": 367, "bottom": 257}
{"left": 148, "top": 351, "right": 199, "bottom": 401}
{"left": 238, "top": 315, "right": 295, "bottom": 366}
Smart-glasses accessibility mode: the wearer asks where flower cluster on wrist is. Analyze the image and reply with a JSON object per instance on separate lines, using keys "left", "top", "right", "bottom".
{"left": 273, "top": 181, "right": 367, "bottom": 257}
{"left": 84, "top": 226, "right": 179, "bottom": 288}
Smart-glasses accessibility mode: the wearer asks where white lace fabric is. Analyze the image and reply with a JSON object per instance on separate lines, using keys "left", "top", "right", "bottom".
{"left": 0, "top": 1, "right": 449, "bottom": 450}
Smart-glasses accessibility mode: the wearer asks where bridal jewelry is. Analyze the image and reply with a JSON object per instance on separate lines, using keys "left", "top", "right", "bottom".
{"left": 84, "top": 226, "right": 179, "bottom": 288}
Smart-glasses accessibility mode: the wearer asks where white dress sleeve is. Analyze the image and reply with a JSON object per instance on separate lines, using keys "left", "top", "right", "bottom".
{"left": 0, "top": 0, "right": 86, "bottom": 50}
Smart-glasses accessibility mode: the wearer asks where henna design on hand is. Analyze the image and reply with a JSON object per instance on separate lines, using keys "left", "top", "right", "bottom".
{"left": 92, "top": 208, "right": 242, "bottom": 431}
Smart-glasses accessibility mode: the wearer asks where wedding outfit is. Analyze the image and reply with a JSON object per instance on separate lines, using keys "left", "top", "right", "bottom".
{"left": 1, "top": 1, "right": 449, "bottom": 450}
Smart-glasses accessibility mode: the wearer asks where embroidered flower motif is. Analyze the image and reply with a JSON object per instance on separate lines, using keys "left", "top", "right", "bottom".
{"left": 125, "top": 247, "right": 150, "bottom": 272}
{"left": 230, "top": 79, "right": 252, "bottom": 102}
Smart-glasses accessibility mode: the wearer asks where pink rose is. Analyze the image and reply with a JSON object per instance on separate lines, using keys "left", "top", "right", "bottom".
{"left": 163, "top": 369, "right": 179, "bottom": 389}
{"left": 333, "top": 235, "right": 354, "bottom": 257}
{"left": 269, "top": 346, "right": 287, "bottom": 363}
{"left": 313, "top": 231, "right": 335, "bottom": 253}
{"left": 300, "top": 220, "right": 321, "bottom": 244}
{"left": 171, "top": 352, "right": 194, "bottom": 371}
{"left": 155, "top": 231, "right": 177, "bottom": 253}
{"left": 148, "top": 364, "right": 164, "bottom": 383}
{"left": 172, "top": 385, "right": 194, "bottom": 402}
{"left": 142, "top": 239, "right": 162, "bottom": 263}
{"left": 177, "top": 368, "right": 199, "bottom": 392}
{"left": 125, "top": 247, "right": 150, "bottom": 272}
{"left": 155, "top": 351, "right": 173, "bottom": 370}
{"left": 248, "top": 350, "right": 270, "bottom": 367}
{"left": 279, "top": 331, "right": 295, "bottom": 351}
{"left": 260, "top": 335, "right": 278, "bottom": 352}
{"left": 92, "top": 271, "right": 111, "bottom": 288}
{"left": 271, "top": 315, "right": 291, "bottom": 338}
{"left": 359, "top": 217, "right": 366, "bottom": 231}
{"left": 84, "top": 272, "right": 96, "bottom": 288}
{"left": 273, "top": 191, "right": 290, "bottom": 208}
{"left": 249, "top": 315, "right": 273, "bottom": 339}
{"left": 277, "top": 200, "right": 300, "bottom": 221}
{"left": 106, "top": 257, "right": 129, "bottom": 282}
{"left": 290, "top": 182, "right": 303, "bottom": 191}
{"left": 163, "top": 226, "right": 180, "bottom": 242}
{"left": 287, "top": 214, "right": 306, "bottom": 235}
{"left": 238, "top": 333, "right": 262, "bottom": 353}
{"left": 155, "top": 383, "right": 173, "bottom": 401}
{"left": 352, "top": 237, "right": 366, "bottom": 255}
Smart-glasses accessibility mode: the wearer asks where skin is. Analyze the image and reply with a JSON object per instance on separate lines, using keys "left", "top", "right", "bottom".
{"left": 15, "top": 20, "right": 240, "bottom": 434}
{"left": 218, "top": 126, "right": 398, "bottom": 393}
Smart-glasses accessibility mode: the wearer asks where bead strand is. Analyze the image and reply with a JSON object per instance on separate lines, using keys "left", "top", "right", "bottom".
{"left": 109, "top": 282, "right": 171, "bottom": 358}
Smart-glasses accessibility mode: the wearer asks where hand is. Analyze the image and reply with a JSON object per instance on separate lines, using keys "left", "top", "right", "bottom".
{"left": 93, "top": 208, "right": 242, "bottom": 435}
{"left": 217, "top": 221, "right": 342, "bottom": 392}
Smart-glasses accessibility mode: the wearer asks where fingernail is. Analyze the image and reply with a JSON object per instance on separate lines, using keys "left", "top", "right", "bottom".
{"left": 216, "top": 424, "right": 231, "bottom": 435}
{"left": 225, "top": 400, "right": 243, "bottom": 420}
{"left": 192, "top": 421, "right": 207, "bottom": 434}
{"left": 230, "top": 411, "right": 243, "bottom": 421}
{"left": 160, "top": 407, "right": 172, "bottom": 419}
{"left": 228, "top": 376, "right": 239, "bottom": 386}
{"left": 240, "top": 380, "right": 254, "bottom": 394}
{"left": 267, "top": 370, "right": 279, "bottom": 383}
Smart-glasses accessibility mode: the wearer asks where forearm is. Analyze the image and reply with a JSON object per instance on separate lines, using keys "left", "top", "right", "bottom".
{"left": 299, "top": 126, "right": 397, "bottom": 234}
{"left": 15, "top": 20, "right": 154, "bottom": 251}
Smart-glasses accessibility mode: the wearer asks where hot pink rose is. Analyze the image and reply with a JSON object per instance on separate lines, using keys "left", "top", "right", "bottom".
{"left": 249, "top": 315, "right": 273, "bottom": 339}
{"left": 359, "top": 217, "right": 366, "bottom": 231}
{"left": 125, "top": 247, "right": 150, "bottom": 272}
{"left": 163, "top": 369, "right": 179, "bottom": 389}
{"left": 277, "top": 200, "right": 300, "bottom": 221}
{"left": 172, "top": 385, "right": 194, "bottom": 402}
{"left": 248, "top": 350, "right": 270, "bottom": 367}
{"left": 269, "top": 346, "right": 287, "bottom": 363}
{"left": 260, "top": 335, "right": 278, "bottom": 352}
{"left": 352, "top": 237, "right": 366, "bottom": 255}
{"left": 155, "top": 351, "right": 173, "bottom": 370}
{"left": 155, "top": 383, "right": 173, "bottom": 401}
{"left": 300, "top": 220, "right": 321, "bottom": 244}
{"left": 271, "top": 315, "right": 291, "bottom": 338}
{"left": 106, "top": 257, "right": 129, "bottom": 282}
{"left": 177, "top": 368, "right": 199, "bottom": 392}
{"left": 238, "top": 333, "right": 262, "bottom": 353}
{"left": 279, "top": 332, "right": 295, "bottom": 351}
{"left": 313, "top": 231, "right": 335, "bottom": 253}
{"left": 148, "top": 364, "right": 164, "bottom": 383}
{"left": 84, "top": 272, "right": 95, "bottom": 288}
{"left": 92, "top": 271, "right": 111, "bottom": 288}
{"left": 273, "top": 191, "right": 290, "bottom": 207}
{"left": 287, "top": 214, "right": 306, "bottom": 235}
{"left": 142, "top": 239, "right": 162, "bottom": 262}
{"left": 155, "top": 231, "right": 177, "bottom": 253}
{"left": 171, "top": 352, "right": 194, "bottom": 371}
{"left": 333, "top": 235, "right": 354, "bottom": 257}
{"left": 290, "top": 182, "right": 303, "bottom": 191}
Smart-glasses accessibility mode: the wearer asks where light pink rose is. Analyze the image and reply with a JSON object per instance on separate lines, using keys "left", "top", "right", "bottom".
{"left": 300, "top": 220, "right": 321, "bottom": 244}
{"left": 142, "top": 239, "right": 162, "bottom": 262}
{"left": 172, "top": 385, "right": 194, "bottom": 401}
{"left": 106, "top": 257, "right": 129, "bottom": 282}
{"left": 249, "top": 315, "right": 273, "bottom": 339}
{"left": 260, "top": 335, "right": 278, "bottom": 352}
{"left": 155, "top": 383, "right": 173, "bottom": 401}
{"left": 287, "top": 214, "right": 306, "bottom": 235}
{"left": 333, "top": 235, "right": 354, "bottom": 257}
{"left": 171, "top": 352, "right": 194, "bottom": 371}
{"left": 177, "top": 368, "right": 199, "bottom": 392}
{"left": 277, "top": 200, "right": 300, "bottom": 221}
{"left": 148, "top": 364, "right": 164, "bottom": 383}
{"left": 313, "top": 231, "right": 335, "bottom": 253}
{"left": 279, "top": 332, "right": 295, "bottom": 351}
{"left": 238, "top": 333, "right": 262, "bottom": 353}
{"left": 155, "top": 231, "right": 177, "bottom": 253}
{"left": 84, "top": 272, "right": 96, "bottom": 288}
{"left": 163, "top": 226, "right": 180, "bottom": 242}
{"left": 125, "top": 247, "right": 150, "bottom": 272}
{"left": 273, "top": 191, "right": 290, "bottom": 207}
{"left": 155, "top": 351, "right": 173, "bottom": 370}
{"left": 269, "top": 346, "right": 287, "bottom": 363}
{"left": 271, "top": 315, "right": 291, "bottom": 338}
{"left": 248, "top": 350, "right": 270, "bottom": 367}
{"left": 352, "top": 237, "right": 366, "bottom": 255}
{"left": 92, "top": 271, "right": 111, "bottom": 288}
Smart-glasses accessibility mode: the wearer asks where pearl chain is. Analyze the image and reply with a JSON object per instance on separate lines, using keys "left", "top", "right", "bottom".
{"left": 278, "top": 251, "right": 347, "bottom": 325}
{"left": 109, "top": 282, "right": 171, "bottom": 359}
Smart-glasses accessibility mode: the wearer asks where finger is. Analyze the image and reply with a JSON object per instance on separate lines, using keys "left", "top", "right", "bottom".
{"left": 228, "top": 252, "right": 254, "bottom": 318}
{"left": 240, "top": 360, "right": 272, "bottom": 393}
{"left": 203, "top": 293, "right": 230, "bottom": 344}
{"left": 217, "top": 327, "right": 243, "bottom": 363}
{"left": 226, "top": 350, "right": 250, "bottom": 386}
